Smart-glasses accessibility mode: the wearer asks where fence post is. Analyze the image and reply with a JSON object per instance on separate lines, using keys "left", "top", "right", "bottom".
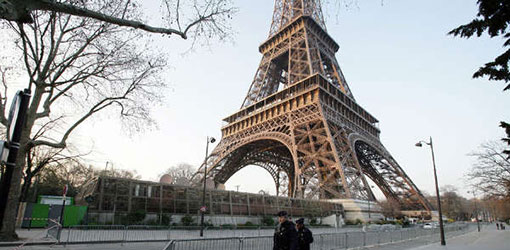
{"left": 57, "top": 224, "right": 62, "bottom": 243}
{"left": 65, "top": 226, "right": 71, "bottom": 246}
{"left": 363, "top": 232, "right": 366, "bottom": 246}
{"left": 167, "top": 226, "right": 171, "bottom": 240}
{"left": 319, "top": 234, "right": 324, "bottom": 250}
{"left": 400, "top": 230, "right": 403, "bottom": 241}
{"left": 122, "top": 225, "right": 127, "bottom": 246}
{"left": 344, "top": 233, "right": 348, "bottom": 249}
{"left": 238, "top": 237, "right": 244, "bottom": 250}
{"left": 163, "top": 240, "right": 176, "bottom": 250}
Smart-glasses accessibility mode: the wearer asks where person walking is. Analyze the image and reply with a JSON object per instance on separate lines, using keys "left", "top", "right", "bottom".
{"left": 296, "top": 218, "right": 314, "bottom": 250}
{"left": 273, "top": 211, "right": 298, "bottom": 250}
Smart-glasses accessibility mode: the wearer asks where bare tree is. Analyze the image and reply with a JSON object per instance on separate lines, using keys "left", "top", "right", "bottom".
{"left": 19, "top": 146, "right": 85, "bottom": 202}
{"left": 440, "top": 185, "right": 469, "bottom": 221}
{"left": 34, "top": 162, "right": 139, "bottom": 198}
{"left": 378, "top": 199, "right": 402, "bottom": 219}
{"left": 0, "top": 0, "right": 233, "bottom": 240}
{"left": 467, "top": 141, "right": 510, "bottom": 198}
{"left": 482, "top": 197, "right": 510, "bottom": 222}
{"left": 97, "top": 166, "right": 141, "bottom": 179}
{"left": 161, "top": 163, "right": 196, "bottom": 186}
{"left": 0, "top": 0, "right": 235, "bottom": 42}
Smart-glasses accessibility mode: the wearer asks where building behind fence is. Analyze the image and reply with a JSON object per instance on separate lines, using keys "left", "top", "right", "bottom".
{"left": 77, "top": 176, "right": 344, "bottom": 225}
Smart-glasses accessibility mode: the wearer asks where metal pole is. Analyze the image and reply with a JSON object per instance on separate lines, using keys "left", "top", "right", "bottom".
{"left": 429, "top": 137, "right": 445, "bottom": 246}
{"left": 200, "top": 137, "right": 210, "bottom": 237}
{"left": 0, "top": 89, "right": 31, "bottom": 231}
{"left": 59, "top": 197, "right": 66, "bottom": 226}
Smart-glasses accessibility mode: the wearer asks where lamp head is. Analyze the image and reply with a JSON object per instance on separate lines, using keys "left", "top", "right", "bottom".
{"left": 415, "top": 142, "right": 423, "bottom": 147}
{"left": 209, "top": 137, "right": 216, "bottom": 143}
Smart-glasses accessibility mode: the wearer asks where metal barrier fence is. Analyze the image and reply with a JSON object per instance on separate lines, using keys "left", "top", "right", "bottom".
{"left": 162, "top": 224, "right": 471, "bottom": 250}
{"left": 59, "top": 225, "right": 344, "bottom": 244}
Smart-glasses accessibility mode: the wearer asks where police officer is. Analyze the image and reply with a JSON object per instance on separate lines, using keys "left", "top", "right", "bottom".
{"left": 296, "top": 218, "right": 313, "bottom": 250}
{"left": 273, "top": 211, "right": 298, "bottom": 250}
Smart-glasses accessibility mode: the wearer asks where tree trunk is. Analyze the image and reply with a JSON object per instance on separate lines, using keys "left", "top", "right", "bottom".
{"left": 19, "top": 173, "right": 33, "bottom": 203}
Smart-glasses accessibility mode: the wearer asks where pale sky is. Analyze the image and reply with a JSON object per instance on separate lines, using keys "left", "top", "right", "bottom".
{"left": 68, "top": 0, "right": 509, "bottom": 200}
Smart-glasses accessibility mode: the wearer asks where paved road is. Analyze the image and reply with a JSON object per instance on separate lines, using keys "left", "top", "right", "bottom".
{"left": 1, "top": 242, "right": 167, "bottom": 250}
{"left": 0, "top": 224, "right": 489, "bottom": 250}
{"left": 408, "top": 226, "right": 510, "bottom": 250}
{"left": 361, "top": 225, "right": 509, "bottom": 250}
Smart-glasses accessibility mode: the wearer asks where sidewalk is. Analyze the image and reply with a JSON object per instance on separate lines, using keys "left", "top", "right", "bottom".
{"left": 409, "top": 225, "right": 510, "bottom": 250}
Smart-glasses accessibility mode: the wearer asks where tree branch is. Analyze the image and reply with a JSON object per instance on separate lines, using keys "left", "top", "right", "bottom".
{"left": 33, "top": 0, "right": 188, "bottom": 38}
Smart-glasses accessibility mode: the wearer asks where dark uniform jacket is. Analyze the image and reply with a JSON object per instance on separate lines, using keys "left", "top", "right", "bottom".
{"left": 297, "top": 227, "right": 314, "bottom": 250}
{"left": 273, "top": 220, "right": 298, "bottom": 250}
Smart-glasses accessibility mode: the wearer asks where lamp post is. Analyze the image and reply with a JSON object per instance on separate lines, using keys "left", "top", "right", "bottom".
{"left": 468, "top": 190, "right": 481, "bottom": 232}
{"left": 0, "top": 89, "right": 31, "bottom": 230}
{"left": 200, "top": 136, "right": 216, "bottom": 237}
{"left": 416, "top": 136, "right": 445, "bottom": 246}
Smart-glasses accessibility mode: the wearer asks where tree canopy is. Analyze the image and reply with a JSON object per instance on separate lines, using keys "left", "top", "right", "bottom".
{"left": 448, "top": 0, "right": 510, "bottom": 89}
{"left": 161, "top": 163, "right": 196, "bottom": 186}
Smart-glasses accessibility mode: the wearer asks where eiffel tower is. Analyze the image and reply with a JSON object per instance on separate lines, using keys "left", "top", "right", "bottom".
{"left": 198, "top": 0, "right": 432, "bottom": 211}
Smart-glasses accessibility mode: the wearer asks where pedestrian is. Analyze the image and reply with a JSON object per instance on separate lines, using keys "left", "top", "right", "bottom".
{"left": 497, "top": 223, "right": 500, "bottom": 230}
{"left": 296, "top": 218, "right": 314, "bottom": 250}
{"left": 273, "top": 211, "right": 298, "bottom": 250}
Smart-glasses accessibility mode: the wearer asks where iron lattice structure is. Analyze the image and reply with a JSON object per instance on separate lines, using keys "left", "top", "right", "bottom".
{"left": 196, "top": 0, "right": 432, "bottom": 211}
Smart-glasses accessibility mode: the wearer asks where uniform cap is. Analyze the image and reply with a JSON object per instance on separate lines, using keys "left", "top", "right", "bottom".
{"left": 276, "top": 211, "right": 288, "bottom": 217}
{"left": 296, "top": 218, "right": 305, "bottom": 225}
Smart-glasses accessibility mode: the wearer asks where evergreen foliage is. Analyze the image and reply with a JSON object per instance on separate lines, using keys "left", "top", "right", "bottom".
{"left": 449, "top": 0, "right": 510, "bottom": 157}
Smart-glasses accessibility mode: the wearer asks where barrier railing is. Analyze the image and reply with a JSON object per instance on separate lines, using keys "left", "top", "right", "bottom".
{"left": 162, "top": 224, "right": 472, "bottom": 250}
{"left": 51, "top": 223, "right": 474, "bottom": 246}
{"left": 58, "top": 225, "right": 341, "bottom": 244}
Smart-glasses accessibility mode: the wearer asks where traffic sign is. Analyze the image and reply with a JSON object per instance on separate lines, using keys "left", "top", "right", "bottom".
{"left": 6, "top": 91, "right": 22, "bottom": 143}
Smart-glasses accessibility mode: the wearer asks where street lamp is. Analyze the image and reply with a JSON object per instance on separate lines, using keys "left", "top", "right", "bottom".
{"left": 467, "top": 190, "right": 481, "bottom": 232}
{"left": 200, "top": 136, "right": 216, "bottom": 237}
{"left": 416, "top": 136, "right": 446, "bottom": 246}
